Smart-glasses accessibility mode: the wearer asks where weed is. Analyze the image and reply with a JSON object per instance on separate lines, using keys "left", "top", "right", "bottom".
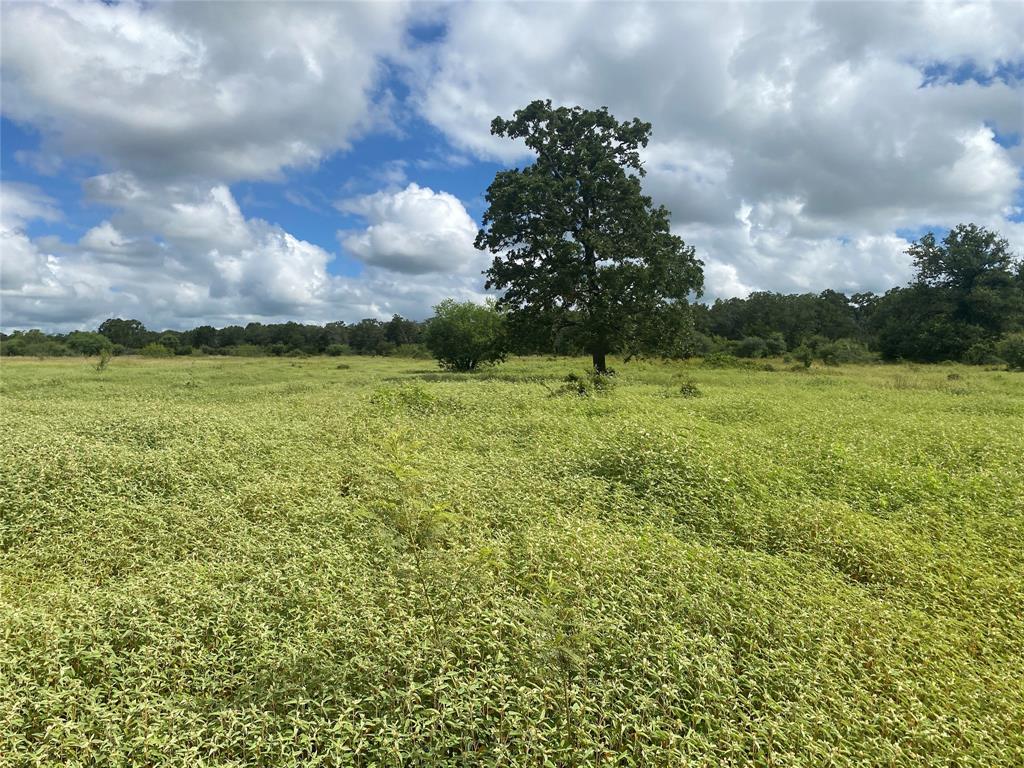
{"left": 93, "top": 348, "right": 112, "bottom": 372}
{"left": 0, "top": 355, "right": 1021, "bottom": 766}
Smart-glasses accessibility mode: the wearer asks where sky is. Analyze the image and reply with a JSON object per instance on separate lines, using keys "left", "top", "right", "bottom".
{"left": 1, "top": 0, "right": 1022, "bottom": 332}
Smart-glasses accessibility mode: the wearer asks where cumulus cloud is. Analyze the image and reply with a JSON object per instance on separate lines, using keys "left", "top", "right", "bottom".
{"left": 1, "top": 182, "right": 61, "bottom": 230}
{"left": 3, "top": 177, "right": 334, "bottom": 328}
{"left": 414, "top": 0, "right": 1024, "bottom": 295}
{"left": 1, "top": 176, "right": 488, "bottom": 331}
{"left": 0, "top": 2, "right": 500, "bottom": 331}
{"left": 339, "top": 183, "right": 483, "bottom": 274}
{"left": 2, "top": 1, "right": 1022, "bottom": 330}
{"left": 0, "top": 0, "right": 409, "bottom": 181}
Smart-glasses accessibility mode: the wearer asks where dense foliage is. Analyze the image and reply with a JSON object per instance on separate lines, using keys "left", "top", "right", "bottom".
{"left": 422, "top": 300, "right": 508, "bottom": 372}
{"left": 476, "top": 101, "right": 704, "bottom": 372}
{"left": 2, "top": 356, "right": 1022, "bottom": 765}
{"left": 1, "top": 316, "right": 424, "bottom": 359}
{"left": 691, "top": 225, "right": 1023, "bottom": 365}
{"left": 869, "top": 225, "right": 1024, "bottom": 362}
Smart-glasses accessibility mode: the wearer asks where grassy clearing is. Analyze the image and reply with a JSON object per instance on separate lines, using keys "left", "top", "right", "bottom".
{"left": 1, "top": 356, "right": 1022, "bottom": 766}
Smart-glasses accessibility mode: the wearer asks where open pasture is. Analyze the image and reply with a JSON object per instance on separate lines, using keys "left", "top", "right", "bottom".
{"left": 1, "top": 356, "right": 1022, "bottom": 766}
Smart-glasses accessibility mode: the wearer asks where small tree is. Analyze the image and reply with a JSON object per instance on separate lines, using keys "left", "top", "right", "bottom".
{"left": 475, "top": 100, "right": 704, "bottom": 373}
{"left": 98, "top": 318, "right": 148, "bottom": 348}
{"left": 66, "top": 331, "right": 112, "bottom": 356}
{"left": 423, "top": 299, "right": 507, "bottom": 372}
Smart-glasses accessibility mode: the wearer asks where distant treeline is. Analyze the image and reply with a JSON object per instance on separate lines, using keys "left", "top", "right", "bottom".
{"left": 0, "top": 316, "right": 425, "bottom": 359}
{"left": 4, "top": 230, "right": 1023, "bottom": 366}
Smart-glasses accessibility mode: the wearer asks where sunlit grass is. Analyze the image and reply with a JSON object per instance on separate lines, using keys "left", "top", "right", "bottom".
{"left": 2, "top": 355, "right": 1022, "bottom": 766}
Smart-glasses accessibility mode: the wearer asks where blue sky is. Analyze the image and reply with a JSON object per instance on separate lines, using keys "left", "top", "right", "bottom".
{"left": 2, "top": 1, "right": 1022, "bottom": 331}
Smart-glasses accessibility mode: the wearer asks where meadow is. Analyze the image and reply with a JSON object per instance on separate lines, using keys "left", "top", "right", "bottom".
{"left": 1, "top": 355, "right": 1022, "bottom": 767}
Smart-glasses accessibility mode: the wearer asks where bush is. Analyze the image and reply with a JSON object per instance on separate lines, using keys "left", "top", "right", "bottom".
{"left": 764, "top": 332, "right": 787, "bottom": 357}
{"left": 66, "top": 331, "right": 112, "bottom": 356}
{"left": 963, "top": 340, "right": 1004, "bottom": 366}
{"left": 997, "top": 333, "right": 1024, "bottom": 370}
{"left": 735, "top": 337, "right": 767, "bottom": 358}
{"left": 677, "top": 378, "right": 702, "bottom": 397}
{"left": 423, "top": 299, "right": 507, "bottom": 372}
{"left": 702, "top": 352, "right": 740, "bottom": 368}
{"left": 139, "top": 343, "right": 173, "bottom": 357}
{"left": 792, "top": 345, "right": 813, "bottom": 368}
{"left": 818, "top": 338, "right": 875, "bottom": 365}
{"left": 391, "top": 343, "right": 431, "bottom": 359}
{"left": 94, "top": 348, "right": 112, "bottom": 372}
{"left": 557, "top": 370, "right": 616, "bottom": 397}
{"left": 325, "top": 344, "right": 349, "bottom": 357}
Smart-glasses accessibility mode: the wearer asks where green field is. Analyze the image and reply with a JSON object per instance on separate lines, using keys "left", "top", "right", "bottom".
{"left": 1, "top": 356, "right": 1022, "bottom": 766}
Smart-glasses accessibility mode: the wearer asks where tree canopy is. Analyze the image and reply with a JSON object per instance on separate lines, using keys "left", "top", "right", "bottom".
{"left": 475, "top": 100, "right": 704, "bottom": 372}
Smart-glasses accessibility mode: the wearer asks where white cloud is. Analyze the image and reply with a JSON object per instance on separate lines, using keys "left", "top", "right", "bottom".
{"left": 0, "top": 0, "right": 410, "bottom": 181}
{"left": 1, "top": 176, "right": 488, "bottom": 331}
{"left": 339, "top": 183, "right": 483, "bottom": 274}
{"left": 2, "top": 1, "right": 1022, "bottom": 330}
{"left": 0, "top": 182, "right": 61, "bottom": 231}
{"left": 414, "top": 0, "right": 1024, "bottom": 297}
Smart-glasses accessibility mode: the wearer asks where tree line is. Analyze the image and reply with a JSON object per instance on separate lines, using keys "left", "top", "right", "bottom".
{"left": 2, "top": 102, "right": 1022, "bottom": 370}
{"left": 4, "top": 226, "right": 1021, "bottom": 370}
{"left": 0, "top": 315, "right": 425, "bottom": 358}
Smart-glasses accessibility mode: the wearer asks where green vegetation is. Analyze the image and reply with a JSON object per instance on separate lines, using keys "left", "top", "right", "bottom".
{"left": 422, "top": 299, "right": 507, "bottom": 372}
{"left": 477, "top": 100, "right": 704, "bottom": 372}
{"left": 2, "top": 355, "right": 1022, "bottom": 766}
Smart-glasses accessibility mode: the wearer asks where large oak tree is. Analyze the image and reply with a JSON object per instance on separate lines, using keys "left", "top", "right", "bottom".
{"left": 475, "top": 100, "right": 704, "bottom": 372}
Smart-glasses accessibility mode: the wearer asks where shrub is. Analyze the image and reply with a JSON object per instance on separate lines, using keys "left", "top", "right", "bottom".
{"left": 424, "top": 299, "right": 507, "bottom": 372}
{"left": 792, "top": 345, "right": 813, "bottom": 368}
{"left": 735, "top": 336, "right": 767, "bottom": 358}
{"left": 689, "top": 332, "right": 718, "bottom": 357}
{"left": 0, "top": 330, "right": 71, "bottom": 357}
{"left": 702, "top": 352, "right": 741, "bottom": 368}
{"left": 556, "top": 370, "right": 616, "bottom": 397}
{"left": 997, "top": 333, "right": 1024, "bottom": 370}
{"left": 818, "top": 338, "right": 875, "bottom": 365}
{"left": 139, "top": 343, "right": 173, "bottom": 357}
{"left": 764, "top": 332, "right": 788, "bottom": 357}
{"left": 677, "top": 379, "right": 702, "bottom": 397}
{"left": 962, "top": 341, "right": 1001, "bottom": 365}
{"left": 325, "top": 344, "right": 349, "bottom": 357}
{"left": 66, "top": 331, "right": 112, "bottom": 356}
{"left": 391, "top": 343, "right": 431, "bottom": 359}
{"left": 701, "top": 352, "right": 767, "bottom": 370}
{"left": 94, "top": 348, "right": 112, "bottom": 372}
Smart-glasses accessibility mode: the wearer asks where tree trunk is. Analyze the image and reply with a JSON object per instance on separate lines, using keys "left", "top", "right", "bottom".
{"left": 592, "top": 348, "right": 607, "bottom": 374}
